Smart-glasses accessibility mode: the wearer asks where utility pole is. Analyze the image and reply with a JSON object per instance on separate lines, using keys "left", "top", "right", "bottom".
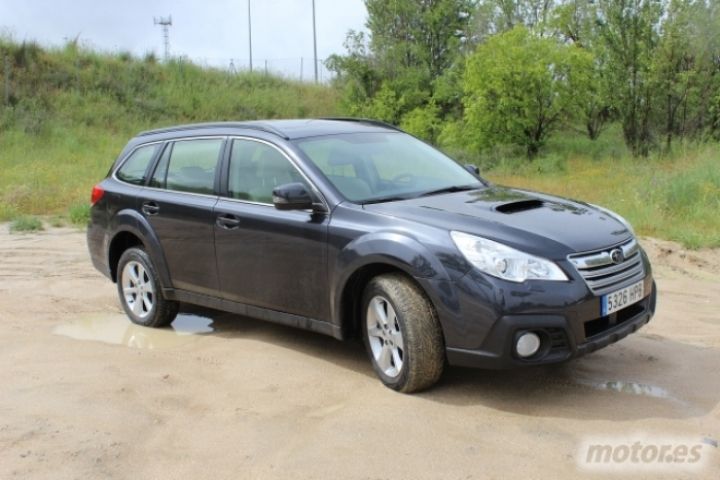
{"left": 312, "top": 0, "right": 318, "bottom": 83}
{"left": 248, "top": 0, "right": 253, "bottom": 72}
{"left": 153, "top": 16, "right": 173, "bottom": 61}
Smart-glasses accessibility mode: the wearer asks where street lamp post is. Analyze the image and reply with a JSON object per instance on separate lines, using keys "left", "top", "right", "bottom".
{"left": 312, "top": 0, "right": 318, "bottom": 83}
{"left": 248, "top": 0, "right": 253, "bottom": 72}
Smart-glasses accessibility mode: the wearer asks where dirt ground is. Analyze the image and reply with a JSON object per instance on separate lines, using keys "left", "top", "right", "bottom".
{"left": 0, "top": 226, "right": 718, "bottom": 479}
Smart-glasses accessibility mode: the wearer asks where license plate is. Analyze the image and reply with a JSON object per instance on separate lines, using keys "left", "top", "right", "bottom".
{"left": 601, "top": 280, "right": 644, "bottom": 316}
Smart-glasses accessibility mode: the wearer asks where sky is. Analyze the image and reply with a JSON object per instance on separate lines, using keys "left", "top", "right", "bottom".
{"left": 0, "top": 0, "right": 369, "bottom": 79}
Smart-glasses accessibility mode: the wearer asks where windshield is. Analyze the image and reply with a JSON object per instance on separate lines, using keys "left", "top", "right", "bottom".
{"left": 293, "top": 132, "right": 484, "bottom": 203}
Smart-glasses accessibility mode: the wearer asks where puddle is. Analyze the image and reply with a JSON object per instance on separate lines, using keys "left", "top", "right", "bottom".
{"left": 586, "top": 380, "right": 672, "bottom": 400}
{"left": 563, "top": 376, "right": 705, "bottom": 415}
{"left": 53, "top": 312, "right": 215, "bottom": 349}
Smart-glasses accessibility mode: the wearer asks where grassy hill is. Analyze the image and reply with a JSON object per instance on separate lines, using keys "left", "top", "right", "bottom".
{"left": 0, "top": 39, "right": 340, "bottom": 222}
{"left": 0, "top": 39, "right": 717, "bottom": 248}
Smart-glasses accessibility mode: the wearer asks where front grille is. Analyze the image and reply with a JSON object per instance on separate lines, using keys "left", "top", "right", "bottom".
{"left": 568, "top": 238, "right": 645, "bottom": 295}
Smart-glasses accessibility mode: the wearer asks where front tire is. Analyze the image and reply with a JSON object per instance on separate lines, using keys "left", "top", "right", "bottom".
{"left": 362, "top": 273, "right": 445, "bottom": 393}
{"left": 116, "top": 247, "right": 179, "bottom": 328}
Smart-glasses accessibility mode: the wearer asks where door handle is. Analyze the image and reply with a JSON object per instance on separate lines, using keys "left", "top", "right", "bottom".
{"left": 216, "top": 214, "right": 241, "bottom": 230}
{"left": 142, "top": 201, "right": 160, "bottom": 216}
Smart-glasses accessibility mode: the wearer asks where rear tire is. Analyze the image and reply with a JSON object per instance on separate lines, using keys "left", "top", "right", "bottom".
{"left": 116, "top": 247, "right": 179, "bottom": 328}
{"left": 362, "top": 273, "right": 445, "bottom": 393}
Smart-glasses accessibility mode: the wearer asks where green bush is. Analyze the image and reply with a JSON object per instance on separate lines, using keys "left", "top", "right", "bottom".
{"left": 400, "top": 104, "right": 441, "bottom": 142}
{"left": 9, "top": 215, "right": 43, "bottom": 233}
{"left": 68, "top": 203, "right": 90, "bottom": 226}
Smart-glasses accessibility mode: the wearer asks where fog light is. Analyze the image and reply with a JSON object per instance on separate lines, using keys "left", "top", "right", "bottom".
{"left": 516, "top": 332, "right": 541, "bottom": 358}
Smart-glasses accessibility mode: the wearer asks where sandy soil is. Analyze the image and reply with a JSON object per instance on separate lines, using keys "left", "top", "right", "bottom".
{"left": 0, "top": 226, "right": 718, "bottom": 479}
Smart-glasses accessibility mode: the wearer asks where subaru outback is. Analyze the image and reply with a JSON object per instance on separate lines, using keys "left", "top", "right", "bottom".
{"left": 87, "top": 118, "right": 657, "bottom": 392}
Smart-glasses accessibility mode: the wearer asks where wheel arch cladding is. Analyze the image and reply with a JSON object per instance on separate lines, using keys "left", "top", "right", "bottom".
{"left": 332, "top": 231, "right": 459, "bottom": 339}
{"left": 107, "top": 209, "right": 171, "bottom": 288}
{"left": 108, "top": 231, "right": 144, "bottom": 282}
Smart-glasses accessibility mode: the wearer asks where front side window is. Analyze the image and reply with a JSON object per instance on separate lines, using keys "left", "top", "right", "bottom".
{"left": 152, "top": 138, "right": 223, "bottom": 194}
{"left": 116, "top": 144, "right": 160, "bottom": 185}
{"left": 294, "top": 132, "right": 482, "bottom": 203}
{"left": 227, "top": 139, "right": 308, "bottom": 203}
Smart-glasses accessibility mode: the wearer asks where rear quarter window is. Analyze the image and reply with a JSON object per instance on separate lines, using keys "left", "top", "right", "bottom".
{"left": 115, "top": 144, "right": 160, "bottom": 185}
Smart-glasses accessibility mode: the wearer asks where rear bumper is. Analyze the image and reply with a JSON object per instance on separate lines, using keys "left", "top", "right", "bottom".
{"left": 87, "top": 221, "right": 111, "bottom": 279}
{"left": 445, "top": 278, "right": 657, "bottom": 369}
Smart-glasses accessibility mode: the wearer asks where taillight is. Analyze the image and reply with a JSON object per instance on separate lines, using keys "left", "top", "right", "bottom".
{"left": 91, "top": 185, "right": 105, "bottom": 205}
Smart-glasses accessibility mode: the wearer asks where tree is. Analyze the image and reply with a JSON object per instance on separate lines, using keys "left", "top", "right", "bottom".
{"left": 365, "top": 0, "right": 475, "bottom": 80}
{"left": 326, "top": 31, "right": 381, "bottom": 117}
{"left": 463, "top": 26, "right": 582, "bottom": 157}
{"left": 597, "top": 0, "right": 663, "bottom": 156}
{"left": 471, "top": 0, "right": 557, "bottom": 40}
{"left": 329, "top": 0, "right": 475, "bottom": 135}
{"left": 553, "top": 0, "right": 613, "bottom": 140}
{"left": 652, "top": 0, "right": 720, "bottom": 147}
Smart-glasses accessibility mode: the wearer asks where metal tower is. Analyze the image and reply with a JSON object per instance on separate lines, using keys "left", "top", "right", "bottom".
{"left": 153, "top": 16, "right": 173, "bottom": 61}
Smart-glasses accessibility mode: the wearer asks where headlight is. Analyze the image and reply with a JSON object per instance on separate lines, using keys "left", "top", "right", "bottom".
{"left": 450, "top": 231, "right": 568, "bottom": 283}
{"left": 590, "top": 204, "right": 635, "bottom": 236}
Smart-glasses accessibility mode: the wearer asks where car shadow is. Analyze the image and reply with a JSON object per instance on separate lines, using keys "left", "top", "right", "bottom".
{"left": 180, "top": 306, "right": 720, "bottom": 422}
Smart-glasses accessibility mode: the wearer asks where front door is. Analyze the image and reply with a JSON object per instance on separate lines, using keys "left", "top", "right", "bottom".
{"left": 214, "top": 138, "right": 329, "bottom": 320}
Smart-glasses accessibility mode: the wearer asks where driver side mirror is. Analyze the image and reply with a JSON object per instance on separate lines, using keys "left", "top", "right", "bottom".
{"left": 272, "top": 182, "right": 316, "bottom": 211}
{"left": 464, "top": 164, "right": 480, "bottom": 175}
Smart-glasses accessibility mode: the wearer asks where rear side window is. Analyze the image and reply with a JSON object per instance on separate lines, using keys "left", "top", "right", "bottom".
{"left": 116, "top": 144, "right": 160, "bottom": 185}
{"left": 152, "top": 138, "right": 224, "bottom": 194}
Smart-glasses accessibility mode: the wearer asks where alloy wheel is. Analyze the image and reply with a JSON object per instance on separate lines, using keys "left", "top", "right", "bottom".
{"left": 366, "top": 295, "right": 405, "bottom": 378}
{"left": 121, "top": 260, "right": 155, "bottom": 319}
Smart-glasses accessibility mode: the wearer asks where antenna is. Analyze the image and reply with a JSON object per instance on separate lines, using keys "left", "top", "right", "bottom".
{"left": 153, "top": 15, "right": 173, "bottom": 61}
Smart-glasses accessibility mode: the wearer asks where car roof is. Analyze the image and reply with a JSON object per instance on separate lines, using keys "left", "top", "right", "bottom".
{"left": 136, "top": 118, "right": 401, "bottom": 141}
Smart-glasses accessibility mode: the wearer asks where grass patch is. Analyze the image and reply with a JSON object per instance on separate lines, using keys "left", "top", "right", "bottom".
{"left": 68, "top": 203, "right": 90, "bottom": 226}
{"left": 49, "top": 216, "right": 66, "bottom": 228}
{"left": 9, "top": 215, "right": 44, "bottom": 233}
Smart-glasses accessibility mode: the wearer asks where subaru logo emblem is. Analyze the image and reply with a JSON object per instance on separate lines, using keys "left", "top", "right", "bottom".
{"left": 610, "top": 248, "right": 624, "bottom": 264}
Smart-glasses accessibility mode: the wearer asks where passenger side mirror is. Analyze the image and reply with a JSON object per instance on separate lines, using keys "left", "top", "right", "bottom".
{"left": 272, "top": 182, "right": 315, "bottom": 211}
{"left": 464, "top": 164, "right": 480, "bottom": 175}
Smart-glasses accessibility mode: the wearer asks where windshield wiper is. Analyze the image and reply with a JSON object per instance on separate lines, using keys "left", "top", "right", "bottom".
{"left": 361, "top": 195, "right": 412, "bottom": 205}
{"left": 361, "top": 184, "right": 481, "bottom": 205}
{"left": 415, "top": 184, "right": 480, "bottom": 198}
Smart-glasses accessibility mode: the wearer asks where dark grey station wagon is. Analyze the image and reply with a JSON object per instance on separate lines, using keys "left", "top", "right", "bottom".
{"left": 88, "top": 118, "right": 657, "bottom": 392}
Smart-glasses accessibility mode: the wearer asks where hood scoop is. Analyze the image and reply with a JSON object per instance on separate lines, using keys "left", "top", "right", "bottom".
{"left": 494, "top": 199, "right": 545, "bottom": 214}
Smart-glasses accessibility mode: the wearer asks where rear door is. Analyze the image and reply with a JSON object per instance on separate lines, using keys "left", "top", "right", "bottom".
{"left": 214, "top": 137, "right": 330, "bottom": 320}
{"left": 141, "top": 137, "right": 225, "bottom": 296}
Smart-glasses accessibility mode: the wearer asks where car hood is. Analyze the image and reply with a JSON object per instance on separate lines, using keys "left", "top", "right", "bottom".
{"left": 362, "top": 186, "right": 632, "bottom": 257}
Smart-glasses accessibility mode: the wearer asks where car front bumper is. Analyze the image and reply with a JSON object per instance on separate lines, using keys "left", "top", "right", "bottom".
{"left": 440, "top": 264, "right": 656, "bottom": 369}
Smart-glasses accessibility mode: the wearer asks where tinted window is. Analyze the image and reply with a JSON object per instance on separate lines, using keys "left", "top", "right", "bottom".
{"left": 161, "top": 139, "right": 223, "bottom": 194}
{"left": 116, "top": 144, "right": 159, "bottom": 185}
{"left": 149, "top": 143, "right": 172, "bottom": 188}
{"left": 227, "top": 139, "right": 308, "bottom": 203}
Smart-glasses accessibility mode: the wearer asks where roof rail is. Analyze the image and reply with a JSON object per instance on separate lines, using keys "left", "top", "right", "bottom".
{"left": 321, "top": 117, "right": 403, "bottom": 132}
{"left": 137, "top": 122, "right": 289, "bottom": 139}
